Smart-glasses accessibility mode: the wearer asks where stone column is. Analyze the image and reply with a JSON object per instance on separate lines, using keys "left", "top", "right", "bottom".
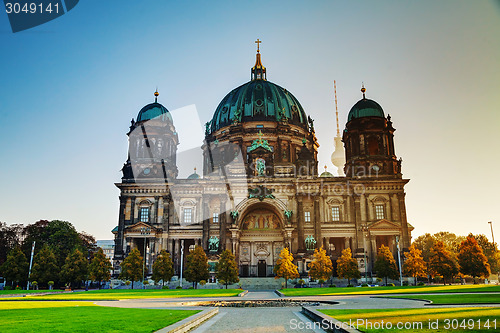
{"left": 297, "top": 196, "right": 305, "bottom": 252}
{"left": 313, "top": 197, "right": 322, "bottom": 249}
{"left": 219, "top": 197, "right": 227, "bottom": 252}
{"left": 130, "top": 197, "right": 136, "bottom": 225}
{"left": 391, "top": 194, "right": 400, "bottom": 222}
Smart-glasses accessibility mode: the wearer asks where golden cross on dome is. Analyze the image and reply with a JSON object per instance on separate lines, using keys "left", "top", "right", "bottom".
{"left": 255, "top": 39, "right": 262, "bottom": 52}
{"left": 257, "top": 130, "right": 264, "bottom": 143}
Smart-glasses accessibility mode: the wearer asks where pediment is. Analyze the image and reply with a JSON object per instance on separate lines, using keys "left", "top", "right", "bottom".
{"left": 368, "top": 219, "right": 401, "bottom": 230}
{"left": 125, "top": 222, "right": 160, "bottom": 233}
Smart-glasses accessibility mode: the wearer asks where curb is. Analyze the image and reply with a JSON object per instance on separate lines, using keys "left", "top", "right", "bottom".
{"left": 155, "top": 307, "right": 219, "bottom": 333}
{"left": 238, "top": 290, "right": 248, "bottom": 297}
{"left": 301, "top": 306, "right": 361, "bottom": 333}
{"left": 274, "top": 290, "right": 284, "bottom": 297}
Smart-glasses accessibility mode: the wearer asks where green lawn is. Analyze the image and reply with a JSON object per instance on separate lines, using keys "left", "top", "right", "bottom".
{"left": 320, "top": 307, "right": 500, "bottom": 333}
{"left": 0, "top": 301, "right": 198, "bottom": 332}
{"left": 2, "top": 288, "right": 243, "bottom": 301}
{"left": 280, "top": 284, "right": 500, "bottom": 296}
{"left": 384, "top": 293, "right": 500, "bottom": 305}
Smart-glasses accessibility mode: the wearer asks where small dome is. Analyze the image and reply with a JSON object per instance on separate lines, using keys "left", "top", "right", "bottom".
{"left": 187, "top": 168, "right": 200, "bottom": 179}
{"left": 320, "top": 171, "right": 334, "bottom": 177}
{"left": 347, "top": 98, "right": 385, "bottom": 122}
{"left": 137, "top": 102, "right": 172, "bottom": 123}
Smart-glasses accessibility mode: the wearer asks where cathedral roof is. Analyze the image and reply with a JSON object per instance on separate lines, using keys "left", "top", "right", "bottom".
{"left": 347, "top": 86, "right": 385, "bottom": 122}
{"left": 209, "top": 80, "right": 308, "bottom": 133}
{"left": 208, "top": 41, "right": 309, "bottom": 134}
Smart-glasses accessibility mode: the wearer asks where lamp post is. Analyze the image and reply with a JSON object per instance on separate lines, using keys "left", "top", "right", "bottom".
{"left": 179, "top": 240, "right": 184, "bottom": 288}
{"left": 488, "top": 221, "right": 495, "bottom": 245}
{"left": 396, "top": 236, "right": 403, "bottom": 286}
{"left": 361, "top": 224, "right": 369, "bottom": 282}
{"left": 140, "top": 227, "right": 151, "bottom": 288}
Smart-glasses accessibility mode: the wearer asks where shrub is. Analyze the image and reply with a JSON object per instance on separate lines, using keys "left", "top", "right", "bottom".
{"left": 199, "top": 280, "right": 206, "bottom": 286}
{"left": 417, "top": 282, "right": 425, "bottom": 286}
{"left": 298, "top": 279, "right": 305, "bottom": 285}
{"left": 4, "top": 286, "right": 12, "bottom": 290}
{"left": 188, "top": 287, "right": 194, "bottom": 289}
{"left": 15, "top": 286, "right": 22, "bottom": 290}
{"left": 329, "top": 284, "right": 336, "bottom": 288}
{"left": 143, "top": 280, "right": 149, "bottom": 285}
{"left": 376, "top": 278, "right": 383, "bottom": 283}
{"left": 387, "top": 283, "right": 395, "bottom": 287}
{"left": 347, "top": 284, "right": 354, "bottom": 287}
{"left": 125, "top": 281, "right": 131, "bottom": 286}
{"left": 403, "top": 281, "right": 409, "bottom": 286}
{"left": 361, "top": 283, "right": 369, "bottom": 287}
{"left": 176, "top": 286, "right": 182, "bottom": 289}
{"left": 162, "top": 285, "right": 169, "bottom": 289}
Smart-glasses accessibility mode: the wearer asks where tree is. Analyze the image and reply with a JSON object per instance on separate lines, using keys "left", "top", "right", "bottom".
{"left": 374, "top": 245, "right": 399, "bottom": 285}
{"left": 403, "top": 245, "right": 427, "bottom": 285}
{"left": 89, "top": 248, "right": 112, "bottom": 288}
{"left": 457, "top": 235, "right": 490, "bottom": 282}
{"left": 428, "top": 241, "right": 459, "bottom": 285}
{"left": 412, "top": 233, "right": 436, "bottom": 263}
{"left": 0, "top": 222, "right": 22, "bottom": 266}
{"left": 336, "top": 248, "right": 361, "bottom": 285}
{"left": 184, "top": 246, "right": 209, "bottom": 289}
{"left": 0, "top": 247, "right": 28, "bottom": 287}
{"left": 152, "top": 250, "right": 174, "bottom": 287}
{"left": 61, "top": 248, "right": 88, "bottom": 289}
{"left": 215, "top": 249, "right": 239, "bottom": 289}
{"left": 433, "top": 231, "right": 465, "bottom": 254}
{"left": 309, "top": 247, "right": 333, "bottom": 285}
{"left": 119, "top": 248, "right": 143, "bottom": 289}
{"left": 31, "top": 245, "right": 59, "bottom": 287}
{"left": 273, "top": 247, "right": 299, "bottom": 288}
{"left": 472, "top": 234, "right": 500, "bottom": 274}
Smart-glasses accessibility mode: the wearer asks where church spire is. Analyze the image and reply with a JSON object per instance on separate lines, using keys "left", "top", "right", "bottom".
{"left": 251, "top": 39, "right": 267, "bottom": 81}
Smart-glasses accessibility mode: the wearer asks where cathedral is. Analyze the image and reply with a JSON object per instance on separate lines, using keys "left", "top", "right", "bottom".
{"left": 112, "top": 41, "right": 413, "bottom": 280}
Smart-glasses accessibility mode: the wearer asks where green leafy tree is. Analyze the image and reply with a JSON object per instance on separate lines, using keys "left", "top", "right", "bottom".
{"left": 374, "top": 245, "right": 399, "bottom": 285}
{"left": 89, "top": 248, "right": 112, "bottom": 288}
{"left": 457, "top": 235, "right": 490, "bottom": 281}
{"left": 0, "top": 222, "right": 22, "bottom": 266}
{"left": 273, "top": 247, "right": 299, "bottom": 288}
{"left": 336, "top": 248, "right": 361, "bottom": 285}
{"left": 0, "top": 247, "right": 28, "bottom": 287}
{"left": 412, "top": 233, "right": 436, "bottom": 263}
{"left": 433, "top": 232, "right": 465, "bottom": 254}
{"left": 152, "top": 250, "right": 174, "bottom": 287}
{"left": 428, "top": 240, "right": 459, "bottom": 285}
{"left": 184, "top": 246, "right": 209, "bottom": 289}
{"left": 31, "top": 245, "right": 59, "bottom": 287}
{"left": 119, "top": 248, "right": 143, "bottom": 289}
{"left": 309, "top": 246, "right": 333, "bottom": 285}
{"left": 472, "top": 234, "right": 500, "bottom": 274}
{"left": 215, "top": 249, "right": 239, "bottom": 289}
{"left": 61, "top": 248, "right": 88, "bottom": 289}
{"left": 403, "top": 245, "right": 427, "bottom": 285}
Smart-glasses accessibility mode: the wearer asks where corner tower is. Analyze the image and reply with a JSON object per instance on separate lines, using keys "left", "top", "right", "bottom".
{"left": 343, "top": 86, "right": 401, "bottom": 178}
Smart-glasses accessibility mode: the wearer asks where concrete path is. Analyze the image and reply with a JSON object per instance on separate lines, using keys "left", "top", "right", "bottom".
{"left": 190, "top": 307, "right": 324, "bottom": 333}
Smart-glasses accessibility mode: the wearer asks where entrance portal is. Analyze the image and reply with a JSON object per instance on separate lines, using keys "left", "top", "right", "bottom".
{"left": 258, "top": 260, "right": 266, "bottom": 277}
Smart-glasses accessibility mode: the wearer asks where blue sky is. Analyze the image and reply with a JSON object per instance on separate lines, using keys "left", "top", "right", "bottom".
{"left": 1, "top": 0, "right": 499, "bottom": 241}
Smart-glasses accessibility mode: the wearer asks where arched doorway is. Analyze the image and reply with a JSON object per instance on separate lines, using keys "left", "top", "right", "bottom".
{"left": 238, "top": 206, "right": 285, "bottom": 277}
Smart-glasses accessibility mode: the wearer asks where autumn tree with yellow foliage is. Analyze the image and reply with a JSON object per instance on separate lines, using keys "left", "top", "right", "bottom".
{"left": 309, "top": 246, "right": 333, "bottom": 286}
{"left": 274, "top": 247, "right": 299, "bottom": 288}
{"left": 403, "top": 245, "right": 427, "bottom": 285}
{"left": 336, "top": 248, "right": 361, "bottom": 285}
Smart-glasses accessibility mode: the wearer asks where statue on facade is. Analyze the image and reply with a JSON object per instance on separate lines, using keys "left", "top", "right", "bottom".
{"left": 256, "top": 158, "right": 266, "bottom": 176}
{"left": 208, "top": 236, "right": 219, "bottom": 252}
{"left": 305, "top": 235, "right": 317, "bottom": 251}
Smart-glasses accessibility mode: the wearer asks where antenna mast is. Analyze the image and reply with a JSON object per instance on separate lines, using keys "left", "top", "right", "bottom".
{"left": 334, "top": 80, "right": 340, "bottom": 136}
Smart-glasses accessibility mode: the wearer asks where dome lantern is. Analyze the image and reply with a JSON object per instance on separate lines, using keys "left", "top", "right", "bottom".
{"left": 251, "top": 39, "right": 267, "bottom": 81}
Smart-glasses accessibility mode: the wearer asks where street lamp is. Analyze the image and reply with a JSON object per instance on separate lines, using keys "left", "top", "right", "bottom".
{"left": 140, "top": 227, "right": 151, "bottom": 288}
{"left": 488, "top": 221, "right": 495, "bottom": 245}
{"left": 361, "top": 224, "right": 369, "bottom": 283}
{"left": 396, "top": 236, "right": 403, "bottom": 287}
{"left": 180, "top": 240, "right": 184, "bottom": 288}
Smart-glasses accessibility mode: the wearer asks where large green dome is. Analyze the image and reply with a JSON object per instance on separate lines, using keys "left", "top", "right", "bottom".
{"left": 209, "top": 80, "right": 308, "bottom": 133}
{"left": 347, "top": 98, "right": 385, "bottom": 122}
{"left": 137, "top": 102, "right": 172, "bottom": 123}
